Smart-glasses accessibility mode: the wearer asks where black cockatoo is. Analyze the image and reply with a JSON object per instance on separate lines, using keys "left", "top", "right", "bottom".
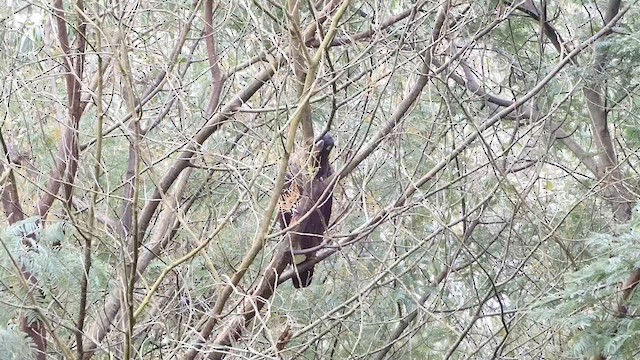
{"left": 279, "top": 133, "right": 335, "bottom": 288}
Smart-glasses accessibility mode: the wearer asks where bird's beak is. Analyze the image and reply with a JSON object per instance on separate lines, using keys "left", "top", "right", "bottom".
{"left": 313, "top": 139, "right": 325, "bottom": 153}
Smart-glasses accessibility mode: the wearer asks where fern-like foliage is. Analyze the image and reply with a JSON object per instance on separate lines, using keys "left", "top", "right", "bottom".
{"left": 0, "top": 217, "right": 116, "bottom": 353}
{"left": 0, "top": 327, "right": 36, "bottom": 360}
{"left": 535, "top": 206, "right": 640, "bottom": 358}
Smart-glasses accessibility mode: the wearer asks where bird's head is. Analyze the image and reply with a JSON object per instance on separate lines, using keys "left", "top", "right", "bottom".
{"left": 310, "top": 133, "right": 334, "bottom": 178}
{"left": 315, "top": 133, "right": 334, "bottom": 155}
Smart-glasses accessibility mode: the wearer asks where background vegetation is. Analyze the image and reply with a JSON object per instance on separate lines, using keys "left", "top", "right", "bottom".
{"left": 1, "top": 0, "right": 639, "bottom": 359}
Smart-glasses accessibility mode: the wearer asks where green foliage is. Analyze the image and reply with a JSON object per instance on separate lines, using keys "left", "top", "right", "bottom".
{"left": 0, "top": 327, "right": 36, "bottom": 360}
{"left": 0, "top": 217, "right": 116, "bottom": 348}
{"left": 2, "top": 0, "right": 640, "bottom": 358}
{"left": 535, "top": 209, "right": 640, "bottom": 358}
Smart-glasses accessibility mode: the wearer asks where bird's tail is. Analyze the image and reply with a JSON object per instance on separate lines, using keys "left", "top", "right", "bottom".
{"left": 292, "top": 266, "right": 314, "bottom": 288}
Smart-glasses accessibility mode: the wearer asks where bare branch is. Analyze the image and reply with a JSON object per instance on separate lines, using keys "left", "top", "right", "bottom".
{"left": 38, "top": 0, "right": 87, "bottom": 218}
{"left": 0, "top": 132, "right": 24, "bottom": 223}
{"left": 204, "top": 0, "right": 223, "bottom": 118}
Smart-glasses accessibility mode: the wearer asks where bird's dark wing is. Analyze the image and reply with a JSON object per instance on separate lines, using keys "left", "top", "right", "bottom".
{"left": 278, "top": 159, "right": 316, "bottom": 288}
{"left": 290, "top": 168, "right": 334, "bottom": 288}
{"left": 300, "top": 177, "right": 332, "bottom": 246}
